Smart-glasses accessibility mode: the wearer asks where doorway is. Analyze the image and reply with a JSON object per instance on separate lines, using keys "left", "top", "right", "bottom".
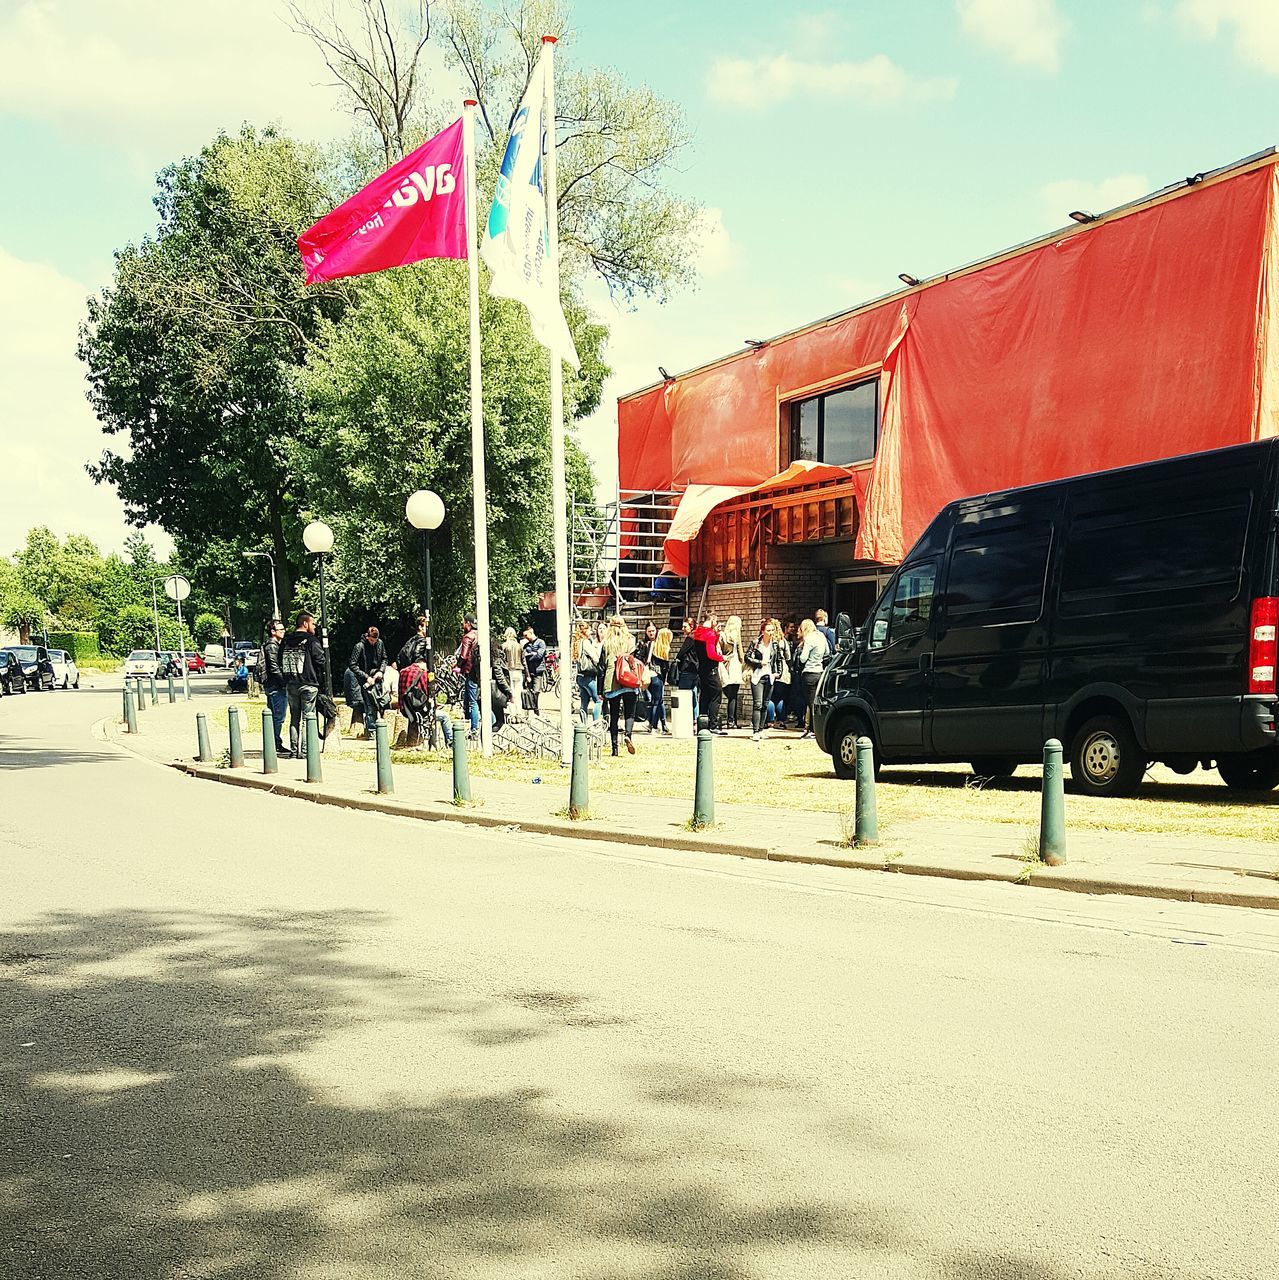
{"left": 832, "top": 571, "right": 891, "bottom": 630}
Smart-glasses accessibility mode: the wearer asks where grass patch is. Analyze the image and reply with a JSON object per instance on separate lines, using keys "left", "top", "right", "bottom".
{"left": 553, "top": 805, "right": 598, "bottom": 821}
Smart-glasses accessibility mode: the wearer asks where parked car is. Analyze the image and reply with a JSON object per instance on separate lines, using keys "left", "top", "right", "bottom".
{"left": 123, "top": 649, "right": 166, "bottom": 679}
{"left": 3, "top": 645, "right": 55, "bottom": 691}
{"left": 48, "top": 649, "right": 80, "bottom": 689}
{"left": 0, "top": 650, "right": 27, "bottom": 695}
{"left": 186, "top": 652, "right": 207, "bottom": 673}
{"left": 233, "top": 640, "right": 261, "bottom": 670}
{"left": 816, "top": 439, "right": 1279, "bottom": 798}
{"left": 202, "top": 643, "right": 228, "bottom": 669}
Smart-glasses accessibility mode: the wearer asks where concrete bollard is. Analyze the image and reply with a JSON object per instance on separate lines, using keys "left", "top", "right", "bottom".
{"left": 569, "top": 721, "right": 591, "bottom": 819}
{"left": 375, "top": 718, "right": 394, "bottom": 795}
{"left": 1039, "top": 738, "right": 1066, "bottom": 866}
{"left": 149, "top": 674, "right": 158, "bottom": 706}
{"left": 167, "top": 671, "right": 176, "bottom": 703}
{"left": 133, "top": 676, "right": 146, "bottom": 711}
{"left": 121, "top": 686, "right": 130, "bottom": 726}
{"left": 124, "top": 686, "right": 138, "bottom": 735}
{"left": 261, "top": 707, "right": 277, "bottom": 775}
{"left": 227, "top": 706, "right": 244, "bottom": 768}
{"left": 452, "top": 720, "right": 471, "bottom": 803}
{"left": 195, "top": 712, "right": 211, "bottom": 762}
{"left": 692, "top": 717, "right": 715, "bottom": 829}
{"left": 854, "top": 736, "right": 878, "bottom": 846}
{"left": 305, "top": 711, "right": 322, "bottom": 783}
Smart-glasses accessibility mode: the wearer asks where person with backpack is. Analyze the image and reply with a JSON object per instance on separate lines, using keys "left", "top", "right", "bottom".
{"left": 455, "top": 614, "right": 481, "bottom": 734}
{"left": 572, "top": 620, "right": 602, "bottom": 724}
{"left": 281, "top": 611, "right": 327, "bottom": 757}
{"left": 260, "top": 619, "right": 289, "bottom": 758}
{"left": 521, "top": 625, "right": 547, "bottom": 716}
{"left": 692, "top": 614, "right": 728, "bottom": 734}
{"left": 348, "top": 625, "right": 388, "bottom": 735}
{"left": 601, "top": 615, "right": 640, "bottom": 756}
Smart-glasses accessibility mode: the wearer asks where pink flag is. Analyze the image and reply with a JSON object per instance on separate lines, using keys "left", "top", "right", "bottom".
{"left": 298, "top": 118, "right": 467, "bottom": 284}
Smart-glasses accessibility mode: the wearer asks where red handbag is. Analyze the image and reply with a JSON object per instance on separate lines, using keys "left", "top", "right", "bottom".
{"left": 615, "top": 653, "right": 644, "bottom": 689}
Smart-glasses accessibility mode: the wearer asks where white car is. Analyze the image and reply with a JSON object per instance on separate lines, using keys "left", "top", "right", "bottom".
{"left": 123, "top": 649, "right": 163, "bottom": 678}
{"left": 48, "top": 649, "right": 79, "bottom": 689}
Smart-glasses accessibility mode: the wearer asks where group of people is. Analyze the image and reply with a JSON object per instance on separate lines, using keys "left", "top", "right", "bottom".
{"left": 571, "top": 608, "right": 836, "bottom": 746}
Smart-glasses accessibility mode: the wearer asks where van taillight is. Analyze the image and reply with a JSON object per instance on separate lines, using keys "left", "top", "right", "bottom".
{"left": 1248, "top": 597, "right": 1278, "bottom": 695}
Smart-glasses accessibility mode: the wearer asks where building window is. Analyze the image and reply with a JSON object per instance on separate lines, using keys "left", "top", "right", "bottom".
{"left": 789, "top": 377, "right": 880, "bottom": 467}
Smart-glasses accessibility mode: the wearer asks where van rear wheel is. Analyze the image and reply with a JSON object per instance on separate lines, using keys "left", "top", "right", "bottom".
{"left": 1069, "top": 715, "right": 1146, "bottom": 798}
{"left": 1216, "top": 751, "right": 1279, "bottom": 792}
{"left": 970, "top": 756, "right": 1018, "bottom": 778}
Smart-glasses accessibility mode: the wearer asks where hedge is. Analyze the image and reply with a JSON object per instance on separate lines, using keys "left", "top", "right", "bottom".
{"left": 46, "top": 631, "right": 101, "bottom": 663}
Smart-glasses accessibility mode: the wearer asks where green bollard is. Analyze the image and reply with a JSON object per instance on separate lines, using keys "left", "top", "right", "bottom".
{"left": 149, "top": 674, "right": 158, "bottom": 706}
{"left": 167, "top": 671, "right": 176, "bottom": 703}
{"left": 452, "top": 719, "right": 471, "bottom": 804}
{"left": 124, "top": 686, "right": 138, "bottom": 735}
{"left": 569, "top": 721, "right": 591, "bottom": 819}
{"left": 261, "top": 707, "right": 277, "bottom": 775}
{"left": 305, "top": 711, "right": 322, "bottom": 783}
{"left": 121, "top": 686, "right": 130, "bottom": 726}
{"left": 195, "top": 711, "right": 211, "bottom": 762}
{"left": 375, "top": 718, "right": 394, "bottom": 795}
{"left": 133, "top": 676, "right": 146, "bottom": 711}
{"left": 227, "top": 705, "right": 244, "bottom": 768}
{"left": 854, "top": 736, "right": 879, "bottom": 846}
{"left": 1039, "top": 738, "right": 1066, "bottom": 866}
{"left": 692, "top": 719, "right": 715, "bottom": 829}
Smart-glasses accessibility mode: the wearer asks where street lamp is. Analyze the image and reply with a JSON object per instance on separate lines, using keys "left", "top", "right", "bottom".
{"left": 163, "top": 574, "right": 192, "bottom": 701}
{"left": 242, "top": 550, "right": 281, "bottom": 622}
{"left": 406, "top": 490, "right": 445, "bottom": 748}
{"left": 302, "top": 519, "right": 335, "bottom": 697}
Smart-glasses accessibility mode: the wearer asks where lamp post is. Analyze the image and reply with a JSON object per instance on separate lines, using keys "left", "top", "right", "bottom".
{"left": 163, "top": 574, "right": 192, "bottom": 701}
{"left": 241, "top": 550, "right": 280, "bottom": 622}
{"left": 406, "top": 490, "right": 445, "bottom": 748}
{"left": 302, "top": 520, "right": 334, "bottom": 697}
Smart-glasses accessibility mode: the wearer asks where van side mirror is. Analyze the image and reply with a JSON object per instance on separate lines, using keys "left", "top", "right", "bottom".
{"left": 835, "top": 612, "right": 853, "bottom": 651}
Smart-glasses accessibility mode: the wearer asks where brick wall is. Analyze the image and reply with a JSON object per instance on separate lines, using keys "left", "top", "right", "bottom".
{"left": 705, "top": 580, "right": 762, "bottom": 626}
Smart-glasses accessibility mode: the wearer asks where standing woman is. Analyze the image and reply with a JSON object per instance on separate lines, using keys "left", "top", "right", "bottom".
{"left": 693, "top": 614, "right": 728, "bottom": 733}
{"left": 647, "top": 626, "right": 672, "bottom": 734}
{"left": 601, "top": 615, "right": 639, "bottom": 756}
{"left": 502, "top": 626, "right": 524, "bottom": 716}
{"left": 797, "top": 618, "right": 831, "bottom": 739}
{"left": 572, "top": 620, "right": 602, "bottom": 723}
{"left": 746, "top": 619, "right": 784, "bottom": 741}
{"left": 637, "top": 622, "right": 660, "bottom": 732}
{"left": 720, "top": 615, "right": 745, "bottom": 730}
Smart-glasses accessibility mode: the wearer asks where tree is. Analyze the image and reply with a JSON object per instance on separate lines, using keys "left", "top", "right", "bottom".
{"left": 79, "top": 128, "right": 349, "bottom": 619}
{"left": 16, "top": 527, "right": 63, "bottom": 612}
{"left": 193, "top": 612, "right": 225, "bottom": 646}
{"left": 294, "top": 0, "right": 700, "bottom": 301}
{"left": 3, "top": 591, "right": 45, "bottom": 644}
{"left": 293, "top": 260, "right": 605, "bottom": 634}
{"left": 101, "top": 604, "right": 157, "bottom": 657}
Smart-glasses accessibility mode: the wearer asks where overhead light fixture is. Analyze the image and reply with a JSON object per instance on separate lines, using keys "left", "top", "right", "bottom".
{"left": 898, "top": 273, "right": 922, "bottom": 287}
{"left": 658, "top": 366, "right": 672, "bottom": 381}
{"left": 1068, "top": 210, "right": 1100, "bottom": 224}
{"left": 744, "top": 338, "right": 767, "bottom": 349}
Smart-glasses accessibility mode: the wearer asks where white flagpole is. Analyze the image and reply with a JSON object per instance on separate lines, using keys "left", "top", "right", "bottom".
{"left": 542, "top": 34, "right": 573, "bottom": 766}
{"left": 464, "top": 98, "right": 493, "bottom": 758}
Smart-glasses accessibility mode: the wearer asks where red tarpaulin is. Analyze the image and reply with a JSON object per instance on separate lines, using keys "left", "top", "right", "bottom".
{"left": 619, "top": 163, "right": 1279, "bottom": 566}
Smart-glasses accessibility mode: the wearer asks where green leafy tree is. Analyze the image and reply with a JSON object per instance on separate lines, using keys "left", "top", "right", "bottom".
{"left": 79, "top": 128, "right": 348, "bottom": 619}
{"left": 102, "top": 604, "right": 157, "bottom": 656}
{"left": 193, "top": 612, "right": 225, "bottom": 646}
{"left": 16, "top": 527, "right": 63, "bottom": 612}
{"left": 3, "top": 591, "right": 45, "bottom": 644}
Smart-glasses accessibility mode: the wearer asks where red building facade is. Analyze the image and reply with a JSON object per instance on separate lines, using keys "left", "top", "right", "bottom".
{"left": 617, "top": 150, "right": 1279, "bottom": 627}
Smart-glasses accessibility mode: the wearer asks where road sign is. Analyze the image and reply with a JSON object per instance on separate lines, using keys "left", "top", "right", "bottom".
{"left": 163, "top": 574, "right": 191, "bottom": 602}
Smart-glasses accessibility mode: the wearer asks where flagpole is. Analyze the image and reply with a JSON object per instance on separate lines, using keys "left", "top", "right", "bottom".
{"left": 542, "top": 34, "right": 573, "bottom": 767}
{"left": 464, "top": 98, "right": 494, "bottom": 759}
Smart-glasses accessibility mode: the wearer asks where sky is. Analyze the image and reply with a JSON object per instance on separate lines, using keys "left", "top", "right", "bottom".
{"left": 3, "top": 0, "right": 1279, "bottom": 559}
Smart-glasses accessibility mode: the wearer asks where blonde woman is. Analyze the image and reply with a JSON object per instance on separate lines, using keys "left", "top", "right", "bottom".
{"left": 649, "top": 625, "right": 672, "bottom": 733}
{"left": 797, "top": 618, "right": 831, "bottom": 738}
{"left": 720, "top": 615, "right": 745, "bottom": 729}
{"left": 573, "top": 619, "right": 603, "bottom": 723}
{"left": 746, "top": 618, "right": 784, "bottom": 741}
{"left": 601, "top": 615, "right": 639, "bottom": 755}
{"left": 502, "top": 625, "right": 524, "bottom": 714}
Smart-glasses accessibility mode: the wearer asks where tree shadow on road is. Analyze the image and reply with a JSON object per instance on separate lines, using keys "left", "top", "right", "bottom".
{"left": 0, "top": 908, "right": 1156, "bottom": 1280}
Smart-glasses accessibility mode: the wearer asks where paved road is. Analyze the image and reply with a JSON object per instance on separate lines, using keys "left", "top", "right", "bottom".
{"left": 3, "top": 681, "right": 1278, "bottom": 1279}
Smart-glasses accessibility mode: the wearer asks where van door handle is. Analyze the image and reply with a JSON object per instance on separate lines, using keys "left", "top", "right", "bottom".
{"left": 918, "top": 653, "right": 933, "bottom": 672}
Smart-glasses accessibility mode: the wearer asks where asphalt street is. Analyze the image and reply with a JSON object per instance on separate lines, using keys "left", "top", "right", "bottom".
{"left": 2, "top": 678, "right": 1278, "bottom": 1279}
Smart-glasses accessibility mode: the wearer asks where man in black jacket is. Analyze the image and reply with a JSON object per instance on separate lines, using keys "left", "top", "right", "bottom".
{"left": 348, "top": 625, "right": 388, "bottom": 734}
{"left": 281, "top": 611, "right": 327, "bottom": 756}
{"left": 260, "top": 619, "right": 289, "bottom": 758}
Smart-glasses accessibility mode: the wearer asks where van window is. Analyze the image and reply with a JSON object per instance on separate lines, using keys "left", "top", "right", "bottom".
{"left": 869, "top": 560, "right": 937, "bottom": 649}
{"left": 1061, "top": 495, "right": 1251, "bottom": 614}
{"left": 945, "top": 524, "right": 1052, "bottom": 627}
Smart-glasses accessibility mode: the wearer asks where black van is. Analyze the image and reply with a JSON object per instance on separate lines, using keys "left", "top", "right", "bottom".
{"left": 814, "top": 439, "right": 1279, "bottom": 797}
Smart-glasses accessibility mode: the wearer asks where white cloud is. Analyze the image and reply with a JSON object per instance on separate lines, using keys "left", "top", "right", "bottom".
{"left": 1176, "top": 0, "right": 1279, "bottom": 72}
{"left": 957, "top": 0, "right": 1069, "bottom": 73}
{"left": 0, "top": 0, "right": 417, "bottom": 150}
{"left": 1039, "top": 174, "right": 1150, "bottom": 223}
{"left": 707, "top": 52, "right": 956, "bottom": 109}
{"left": 0, "top": 246, "right": 170, "bottom": 557}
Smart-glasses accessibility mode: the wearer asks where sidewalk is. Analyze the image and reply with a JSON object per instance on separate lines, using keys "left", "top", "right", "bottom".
{"left": 100, "top": 687, "right": 1279, "bottom": 910}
